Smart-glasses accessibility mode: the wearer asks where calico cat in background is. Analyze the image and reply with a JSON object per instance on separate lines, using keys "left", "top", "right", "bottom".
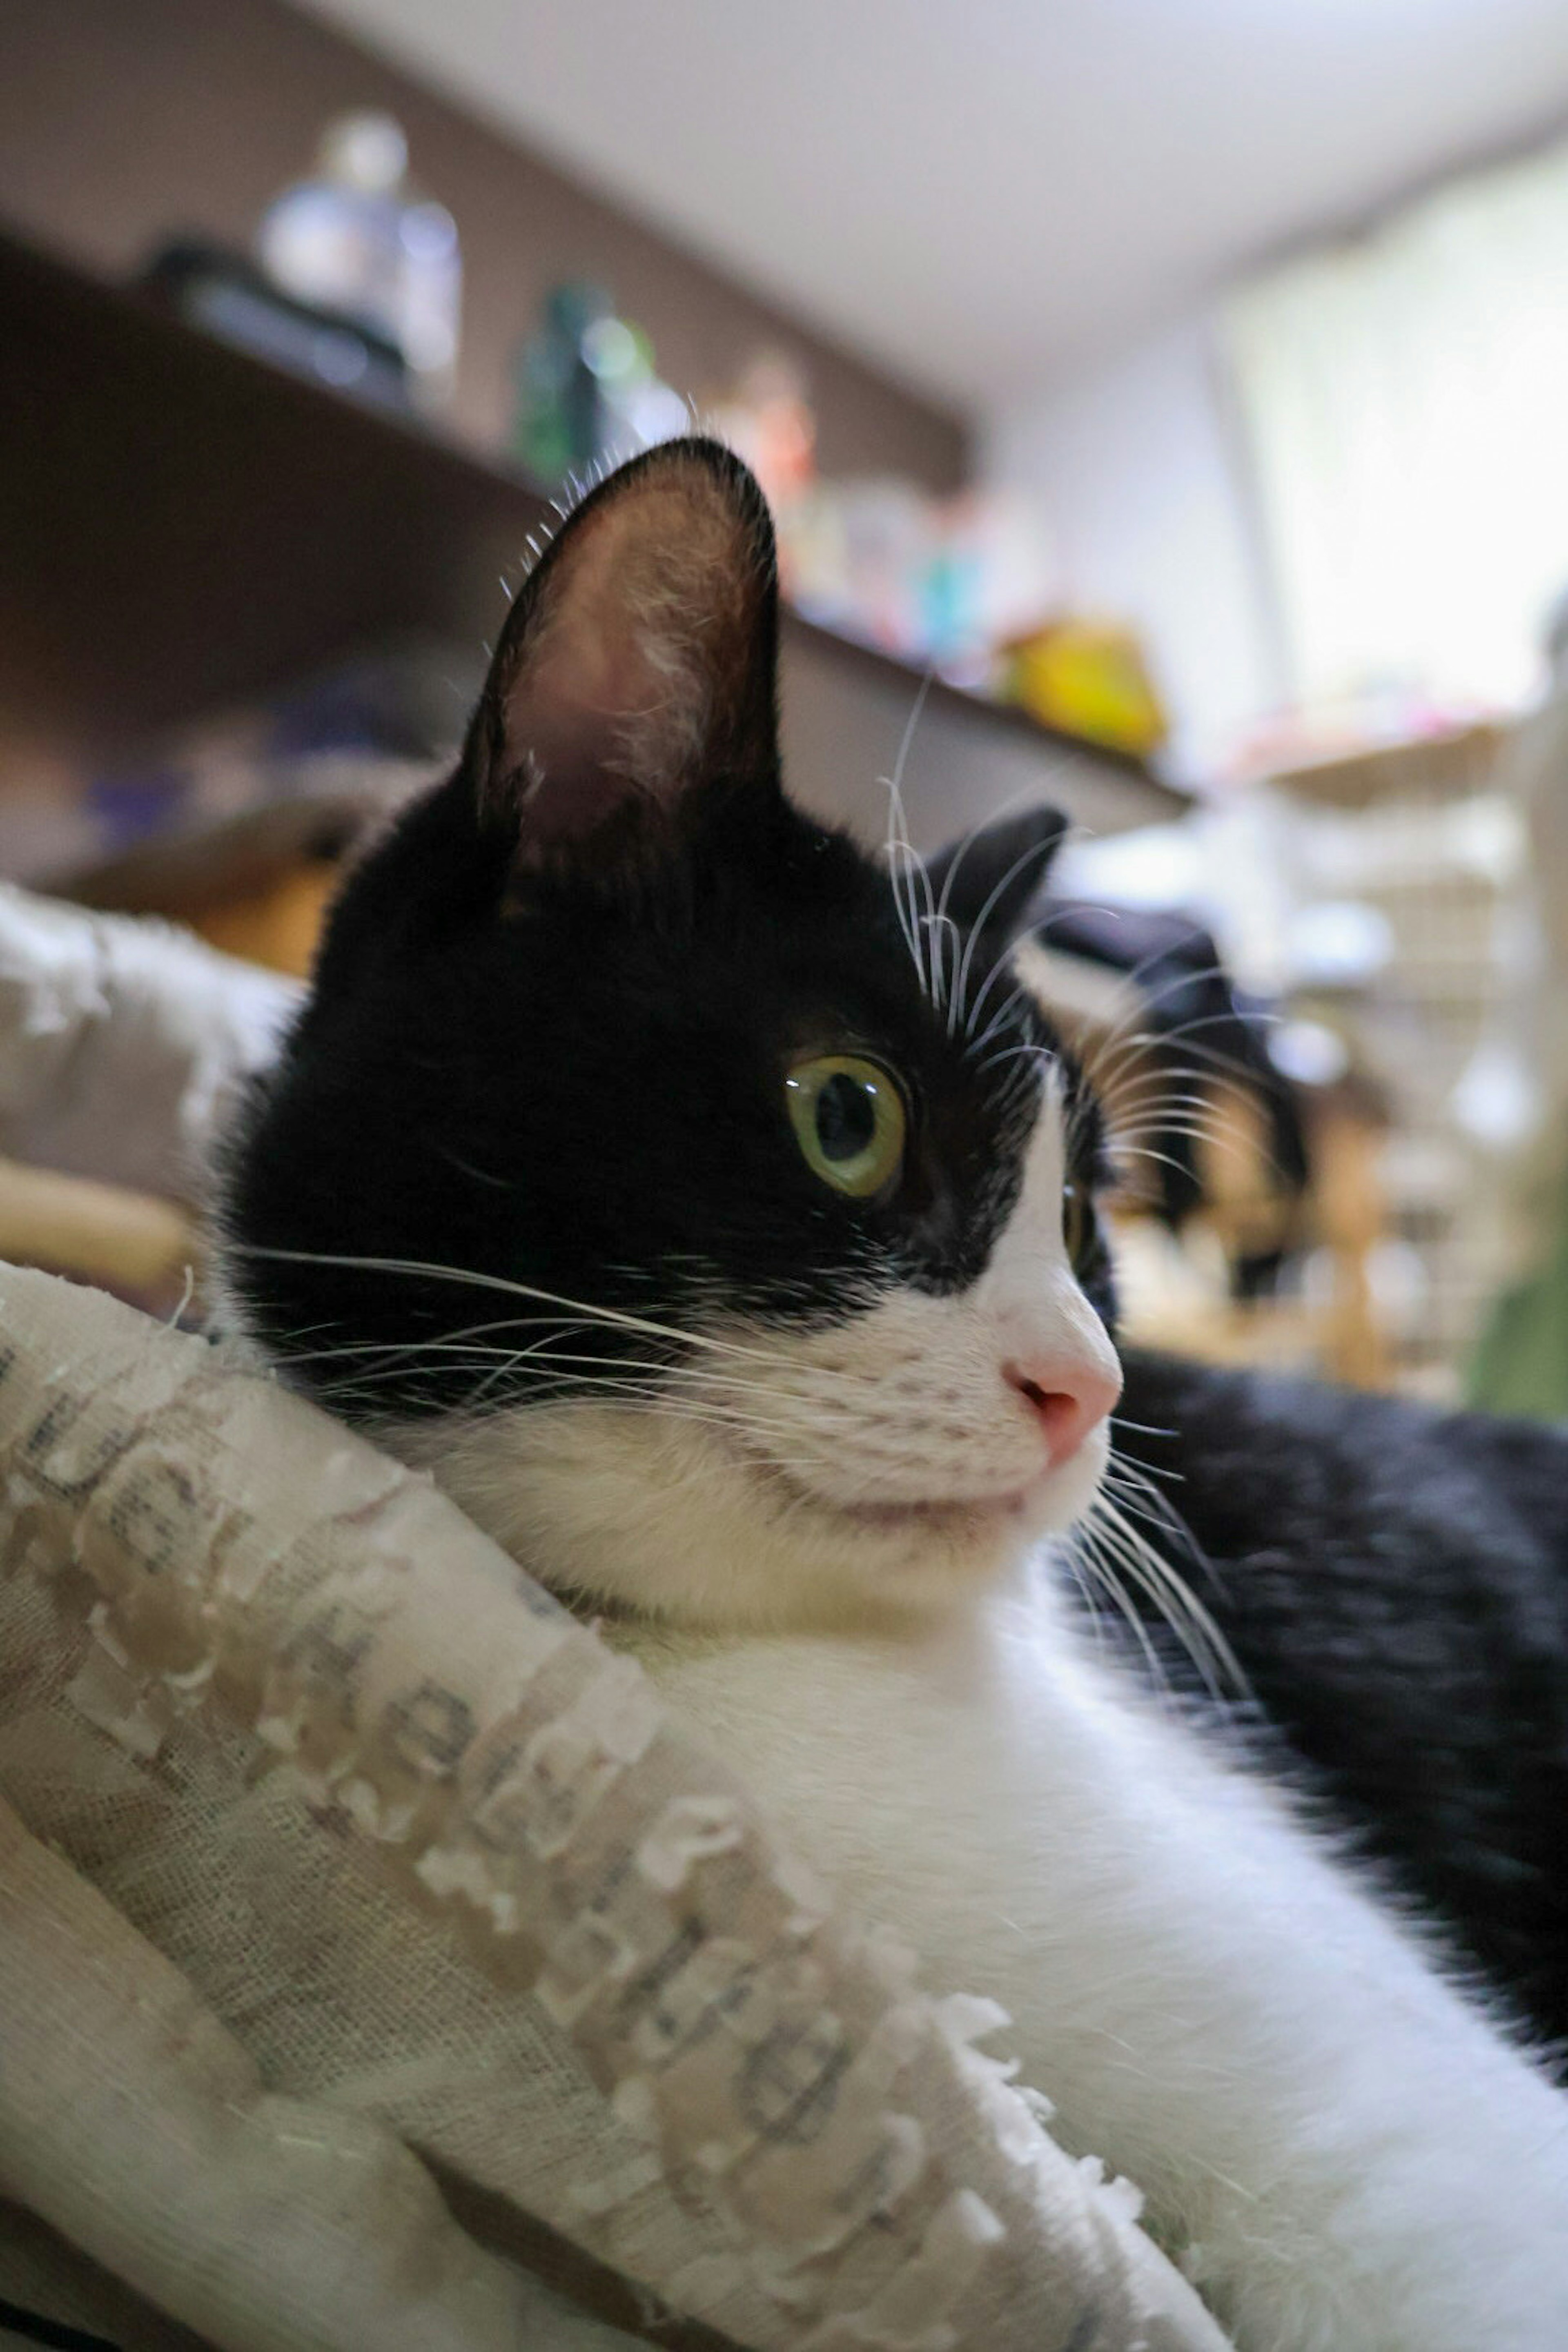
{"left": 218, "top": 439, "right": 1568, "bottom": 2351}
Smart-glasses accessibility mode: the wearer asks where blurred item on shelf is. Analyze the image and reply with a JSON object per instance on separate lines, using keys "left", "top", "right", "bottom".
{"left": 256, "top": 110, "right": 462, "bottom": 412}
{"left": 1000, "top": 618, "right": 1168, "bottom": 758}
{"left": 140, "top": 239, "right": 416, "bottom": 413}
{"left": 514, "top": 332, "right": 1065, "bottom": 684}
{"left": 772, "top": 472, "right": 1060, "bottom": 682}
{"left": 706, "top": 350, "right": 818, "bottom": 511}
{"left": 512, "top": 283, "right": 687, "bottom": 481}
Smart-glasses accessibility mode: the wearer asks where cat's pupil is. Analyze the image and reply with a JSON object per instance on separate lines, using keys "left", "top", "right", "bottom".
{"left": 816, "top": 1072, "right": 877, "bottom": 1162}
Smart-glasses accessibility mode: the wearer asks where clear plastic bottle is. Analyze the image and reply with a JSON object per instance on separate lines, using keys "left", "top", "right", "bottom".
{"left": 257, "top": 111, "right": 461, "bottom": 412}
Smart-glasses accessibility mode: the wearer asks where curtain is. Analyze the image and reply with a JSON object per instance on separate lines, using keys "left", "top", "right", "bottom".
{"left": 1223, "top": 136, "right": 1568, "bottom": 716}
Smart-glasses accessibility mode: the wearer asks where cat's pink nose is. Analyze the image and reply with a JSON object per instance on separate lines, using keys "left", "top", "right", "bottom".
{"left": 1004, "top": 1359, "right": 1120, "bottom": 1465}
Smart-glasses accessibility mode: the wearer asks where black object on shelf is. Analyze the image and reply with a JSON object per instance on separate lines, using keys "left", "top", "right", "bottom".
{"left": 140, "top": 238, "right": 413, "bottom": 413}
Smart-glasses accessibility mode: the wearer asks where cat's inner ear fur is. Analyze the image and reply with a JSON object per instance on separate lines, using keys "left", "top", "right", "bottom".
{"left": 470, "top": 439, "right": 780, "bottom": 870}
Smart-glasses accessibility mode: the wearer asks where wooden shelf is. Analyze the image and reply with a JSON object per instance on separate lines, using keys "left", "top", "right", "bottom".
{"left": 0, "top": 227, "right": 1185, "bottom": 845}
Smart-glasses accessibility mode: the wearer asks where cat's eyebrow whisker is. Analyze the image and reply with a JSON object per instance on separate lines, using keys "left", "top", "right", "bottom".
{"left": 966, "top": 985, "right": 1034, "bottom": 1066}
{"left": 931, "top": 781, "right": 1049, "bottom": 1036}
{"left": 1078, "top": 980, "right": 1260, "bottom": 1095}
{"left": 938, "top": 835, "right": 1071, "bottom": 1043}
{"left": 1015, "top": 931, "right": 1221, "bottom": 1080}
{"left": 1103, "top": 1109, "right": 1299, "bottom": 1197}
{"left": 880, "top": 679, "right": 938, "bottom": 1004}
{"left": 1093, "top": 1072, "right": 1221, "bottom": 1116}
{"left": 1095, "top": 1020, "right": 1271, "bottom": 1098}
{"left": 882, "top": 783, "right": 926, "bottom": 992}
{"left": 974, "top": 1040, "right": 1057, "bottom": 1080}
{"left": 1104, "top": 1141, "right": 1207, "bottom": 1184}
{"left": 1102, "top": 1097, "right": 1226, "bottom": 1142}
{"left": 961, "top": 897, "right": 1096, "bottom": 1049}
{"left": 1102, "top": 1109, "right": 1238, "bottom": 1156}
{"left": 919, "top": 905, "right": 962, "bottom": 1022}
{"left": 1081, "top": 954, "right": 1241, "bottom": 1048}
{"left": 1158, "top": 1004, "right": 1282, "bottom": 1055}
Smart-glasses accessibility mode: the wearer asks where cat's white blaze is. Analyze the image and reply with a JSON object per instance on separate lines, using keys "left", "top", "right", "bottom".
{"left": 399, "top": 1075, "right": 1119, "bottom": 1630}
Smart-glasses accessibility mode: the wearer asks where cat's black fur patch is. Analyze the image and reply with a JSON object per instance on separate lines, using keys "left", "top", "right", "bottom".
{"left": 221, "top": 441, "right": 1105, "bottom": 1421}
{"left": 1111, "top": 1354, "right": 1568, "bottom": 2059}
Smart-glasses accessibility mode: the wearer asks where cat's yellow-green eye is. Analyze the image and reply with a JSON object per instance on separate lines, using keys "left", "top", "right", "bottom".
{"left": 786, "top": 1054, "right": 907, "bottom": 1199}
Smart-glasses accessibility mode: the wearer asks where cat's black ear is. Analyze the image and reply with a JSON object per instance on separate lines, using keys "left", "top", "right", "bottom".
{"left": 466, "top": 437, "right": 780, "bottom": 873}
{"left": 924, "top": 803, "right": 1068, "bottom": 940}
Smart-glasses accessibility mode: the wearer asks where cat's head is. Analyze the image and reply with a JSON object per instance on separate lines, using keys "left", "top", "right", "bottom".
{"left": 218, "top": 439, "right": 1121, "bottom": 1633}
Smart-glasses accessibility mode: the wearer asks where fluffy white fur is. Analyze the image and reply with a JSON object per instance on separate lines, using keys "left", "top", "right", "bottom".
{"left": 382, "top": 1083, "right": 1568, "bottom": 2348}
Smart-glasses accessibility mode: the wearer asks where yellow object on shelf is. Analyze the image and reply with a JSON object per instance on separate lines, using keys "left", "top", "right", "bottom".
{"left": 1002, "top": 620, "right": 1167, "bottom": 757}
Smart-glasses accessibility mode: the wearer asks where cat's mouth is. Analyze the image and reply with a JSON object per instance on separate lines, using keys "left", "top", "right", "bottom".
{"left": 729, "top": 1439, "right": 1052, "bottom": 1541}
{"left": 820, "top": 1483, "right": 1043, "bottom": 1535}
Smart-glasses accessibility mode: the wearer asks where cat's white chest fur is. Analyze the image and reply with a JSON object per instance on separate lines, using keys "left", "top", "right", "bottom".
{"left": 618, "top": 1567, "right": 1568, "bottom": 2352}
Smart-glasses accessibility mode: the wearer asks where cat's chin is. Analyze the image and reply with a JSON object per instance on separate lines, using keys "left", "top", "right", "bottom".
{"left": 387, "top": 1396, "right": 1107, "bottom": 1635}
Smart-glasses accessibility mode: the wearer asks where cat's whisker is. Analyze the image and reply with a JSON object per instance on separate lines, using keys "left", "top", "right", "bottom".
{"left": 931, "top": 780, "right": 1067, "bottom": 1038}
{"left": 974, "top": 1040, "right": 1056, "bottom": 1079}
{"left": 1104, "top": 1141, "right": 1209, "bottom": 1184}
{"left": 232, "top": 1244, "right": 892, "bottom": 1381}
{"left": 1107, "top": 1027, "right": 1277, "bottom": 1094}
{"left": 1079, "top": 1489, "right": 1245, "bottom": 1702}
{"left": 277, "top": 1323, "right": 958, "bottom": 1460}
{"left": 1068, "top": 1518, "right": 1175, "bottom": 1701}
{"left": 284, "top": 1323, "right": 904, "bottom": 1418}
{"left": 308, "top": 1358, "right": 832, "bottom": 1457}
{"left": 880, "top": 676, "right": 938, "bottom": 1005}
{"left": 1092, "top": 1076, "right": 1219, "bottom": 1117}
{"left": 962, "top": 897, "right": 1097, "bottom": 1048}
{"left": 1098, "top": 1477, "right": 1239, "bottom": 1661}
{"left": 1078, "top": 960, "right": 1243, "bottom": 1058}
{"left": 881, "top": 785, "right": 925, "bottom": 993}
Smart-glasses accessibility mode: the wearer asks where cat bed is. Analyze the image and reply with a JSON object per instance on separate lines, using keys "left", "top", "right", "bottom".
{"left": 0, "top": 885, "right": 1228, "bottom": 2352}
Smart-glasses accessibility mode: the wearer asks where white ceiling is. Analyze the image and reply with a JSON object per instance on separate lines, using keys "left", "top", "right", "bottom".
{"left": 304, "top": 0, "right": 1568, "bottom": 413}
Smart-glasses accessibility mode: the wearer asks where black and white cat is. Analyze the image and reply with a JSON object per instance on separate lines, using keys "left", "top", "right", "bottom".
{"left": 219, "top": 441, "right": 1568, "bottom": 2350}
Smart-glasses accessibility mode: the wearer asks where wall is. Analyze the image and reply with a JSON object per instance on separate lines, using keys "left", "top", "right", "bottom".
{"left": 0, "top": 0, "right": 966, "bottom": 492}
{"left": 982, "top": 311, "right": 1284, "bottom": 782}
